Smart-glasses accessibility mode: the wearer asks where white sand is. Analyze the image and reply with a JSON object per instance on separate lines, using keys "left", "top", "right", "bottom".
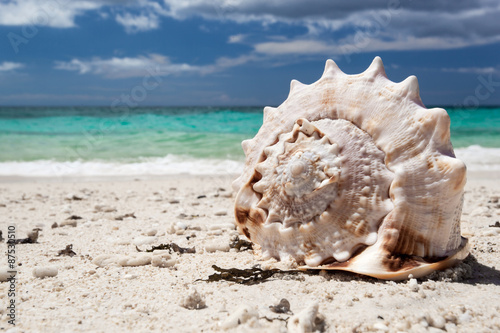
{"left": 0, "top": 172, "right": 499, "bottom": 332}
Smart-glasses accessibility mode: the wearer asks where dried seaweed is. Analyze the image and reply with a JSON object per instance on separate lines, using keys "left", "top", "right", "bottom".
{"left": 489, "top": 221, "right": 500, "bottom": 228}
{"left": 57, "top": 244, "right": 77, "bottom": 257}
{"left": 177, "top": 213, "right": 199, "bottom": 220}
{"left": 197, "top": 265, "right": 311, "bottom": 285}
{"left": 115, "top": 213, "right": 136, "bottom": 221}
{"left": 65, "top": 195, "right": 83, "bottom": 201}
{"left": 229, "top": 236, "right": 253, "bottom": 251}
{"left": 261, "top": 316, "right": 289, "bottom": 323}
{"left": 136, "top": 242, "right": 196, "bottom": 254}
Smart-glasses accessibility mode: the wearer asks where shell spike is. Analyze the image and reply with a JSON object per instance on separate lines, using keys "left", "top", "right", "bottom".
{"left": 322, "top": 59, "right": 342, "bottom": 78}
{"left": 289, "top": 79, "right": 305, "bottom": 94}
{"left": 241, "top": 139, "right": 252, "bottom": 156}
{"left": 398, "top": 75, "right": 422, "bottom": 104}
{"left": 364, "top": 56, "right": 386, "bottom": 78}
{"left": 263, "top": 106, "right": 275, "bottom": 122}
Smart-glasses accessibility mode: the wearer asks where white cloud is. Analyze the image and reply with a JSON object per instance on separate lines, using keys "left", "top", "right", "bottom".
{"left": 254, "top": 40, "right": 335, "bottom": 55}
{"left": 0, "top": 61, "right": 24, "bottom": 72}
{"left": 252, "top": 33, "right": 500, "bottom": 57}
{"left": 213, "top": 54, "right": 258, "bottom": 68}
{"left": 0, "top": 0, "right": 102, "bottom": 28}
{"left": 54, "top": 54, "right": 203, "bottom": 79}
{"left": 160, "top": 0, "right": 500, "bottom": 53}
{"left": 2, "top": 0, "right": 499, "bottom": 53}
{"left": 115, "top": 12, "right": 159, "bottom": 33}
{"left": 228, "top": 34, "right": 246, "bottom": 43}
{"left": 442, "top": 67, "right": 499, "bottom": 75}
{"left": 53, "top": 53, "right": 259, "bottom": 78}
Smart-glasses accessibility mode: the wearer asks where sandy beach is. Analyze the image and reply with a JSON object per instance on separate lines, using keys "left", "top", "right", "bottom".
{"left": 0, "top": 172, "right": 499, "bottom": 333}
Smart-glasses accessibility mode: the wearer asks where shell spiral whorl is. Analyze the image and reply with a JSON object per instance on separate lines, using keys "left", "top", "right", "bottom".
{"left": 233, "top": 57, "right": 469, "bottom": 280}
{"left": 254, "top": 119, "right": 342, "bottom": 227}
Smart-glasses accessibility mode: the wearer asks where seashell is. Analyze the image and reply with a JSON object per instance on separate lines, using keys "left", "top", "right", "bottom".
{"left": 232, "top": 57, "right": 469, "bottom": 280}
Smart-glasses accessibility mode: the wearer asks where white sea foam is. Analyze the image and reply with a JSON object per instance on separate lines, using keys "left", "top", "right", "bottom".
{"left": 0, "top": 155, "right": 244, "bottom": 177}
{"left": 455, "top": 145, "right": 500, "bottom": 171}
{"left": 0, "top": 146, "right": 498, "bottom": 177}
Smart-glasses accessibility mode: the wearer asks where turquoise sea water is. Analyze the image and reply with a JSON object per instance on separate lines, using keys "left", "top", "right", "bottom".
{"left": 0, "top": 106, "right": 499, "bottom": 175}
{"left": 0, "top": 107, "right": 260, "bottom": 162}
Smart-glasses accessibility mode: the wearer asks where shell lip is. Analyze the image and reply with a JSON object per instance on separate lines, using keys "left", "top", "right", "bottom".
{"left": 298, "top": 237, "right": 470, "bottom": 281}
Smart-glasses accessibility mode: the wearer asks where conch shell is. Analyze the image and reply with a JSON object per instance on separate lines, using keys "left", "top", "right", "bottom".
{"left": 232, "top": 57, "right": 469, "bottom": 280}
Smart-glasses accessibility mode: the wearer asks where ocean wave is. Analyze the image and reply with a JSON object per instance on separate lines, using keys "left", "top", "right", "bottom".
{"left": 455, "top": 145, "right": 500, "bottom": 171}
{"left": 0, "top": 146, "right": 498, "bottom": 177}
{"left": 0, "top": 155, "right": 244, "bottom": 177}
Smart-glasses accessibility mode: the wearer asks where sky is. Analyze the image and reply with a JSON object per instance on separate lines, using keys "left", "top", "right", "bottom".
{"left": 0, "top": 0, "right": 499, "bottom": 107}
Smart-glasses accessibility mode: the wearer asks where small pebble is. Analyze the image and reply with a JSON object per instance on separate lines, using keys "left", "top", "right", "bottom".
{"left": 93, "top": 254, "right": 152, "bottom": 267}
{"left": 428, "top": 314, "right": 446, "bottom": 329}
{"left": 60, "top": 220, "right": 77, "bottom": 227}
{"left": 0, "top": 267, "right": 15, "bottom": 282}
{"left": 205, "top": 242, "right": 230, "bottom": 253}
{"left": 145, "top": 228, "right": 157, "bottom": 236}
{"left": 221, "top": 305, "right": 258, "bottom": 329}
{"left": 445, "top": 323, "right": 457, "bottom": 333}
{"left": 65, "top": 193, "right": 83, "bottom": 201}
{"left": 117, "top": 254, "right": 152, "bottom": 267}
{"left": 408, "top": 278, "right": 419, "bottom": 292}
{"left": 151, "top": 253, "right": 176, "bottom": 268}
{"left": 176, "top": 222, "right": 187, "bottom": 230}
{"left": 61, "top": 205, "right": 72, "bottom": 214}
{"left": 373, "top": 322, "right": 389, "bottom": 332}
{"left": 458, "top": 311, "right": 471, "bottom": 324}
{"left": 25, "top": 229, "right": 40, "bottom": 243}
{"left": 207, "top": 230, "right": 222, "bottom": 236}
{"left": 289, "top": 302, "right": 319, "bottom": 333}
{"left": 93, "top": 254, "right": 118, "bottom": 267}
{"left": 94, "top": 204, "right": 117, "bottom": 213}
{"left": 269, "top": 298, "right": 291, "bottom": 314}
{"left": 214, "top": 210, "right": 227, "bottom": 216}
{"left": 33, "top": 266, "right": 58, "bottom": 278}
{"left": 180, "top": 288, "right": 206, "bottom": 310}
